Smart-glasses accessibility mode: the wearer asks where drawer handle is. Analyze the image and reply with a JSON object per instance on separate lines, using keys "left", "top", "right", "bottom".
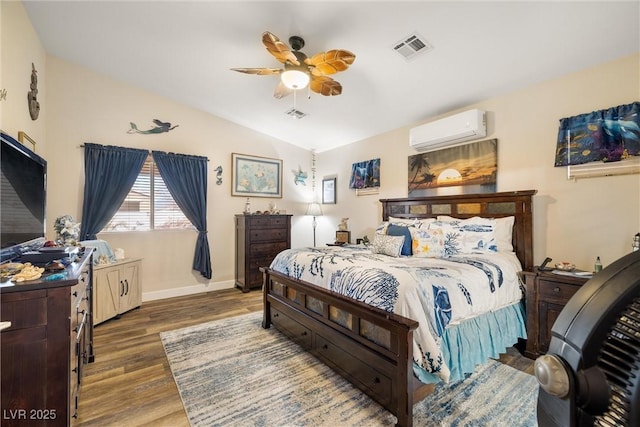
{"left": 553, "top": 287, "right": 561, "bottom": 293}
{"left": 322, "top": 344, "right": 328, "bottom": 350}
{"left": 373, "top": 377, "right": 381, "bottom": 384}
{"left": 73, "top": 291, "right": 78, "bottom": 297}
{"left": 301, "top": 331, "right": 307, "bottom": 336}
{"left": 273, "top": 313, "right": 279, "bottom": 318}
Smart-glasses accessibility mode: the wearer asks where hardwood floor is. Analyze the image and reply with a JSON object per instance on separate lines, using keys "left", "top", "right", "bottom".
{"left": 76, "top": 288, "right": 533, "bottom": 426}
{"left": 76, "top": 288, "right": 263, "bottom": 426}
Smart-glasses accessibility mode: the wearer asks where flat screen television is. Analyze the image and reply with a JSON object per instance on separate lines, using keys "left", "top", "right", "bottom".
{"left": 0, "top": 132, "right": 47, "bottom": 262}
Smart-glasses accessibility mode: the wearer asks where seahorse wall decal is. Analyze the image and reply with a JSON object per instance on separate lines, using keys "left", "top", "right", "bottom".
{"left": 128, "top": 119, "right": 179, "bottom": 134}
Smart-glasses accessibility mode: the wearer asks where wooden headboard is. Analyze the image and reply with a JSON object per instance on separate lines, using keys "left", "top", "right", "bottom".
{"left": 380, "top": 190, "right": 537, "bottom": 271}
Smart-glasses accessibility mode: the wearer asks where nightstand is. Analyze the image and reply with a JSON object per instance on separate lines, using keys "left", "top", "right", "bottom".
{"left": 522, "top": 269, "right": 590, "bottom": 359}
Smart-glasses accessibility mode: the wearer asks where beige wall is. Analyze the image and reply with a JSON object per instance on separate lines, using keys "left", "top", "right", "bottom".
{"left": 2, "top": 2, "right": 316, "bottom": 300}
{"left": 44, "top": 57, "right": 315, "bottom": 300}
{"left": 3, "top": 2, "right": 639, "bottom": 300}
{"left": 0, "top": 1, "right": 47, "bottom": 152}
{"left": 316, "top": 53, "right": 640, "bottom": 271}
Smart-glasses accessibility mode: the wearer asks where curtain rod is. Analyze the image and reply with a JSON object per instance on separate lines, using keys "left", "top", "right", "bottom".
{"left": 79, "top": 144, "right": 209, "bottom": 161}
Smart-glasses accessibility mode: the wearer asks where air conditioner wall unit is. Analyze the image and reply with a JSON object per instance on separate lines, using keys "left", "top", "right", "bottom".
{"left": 409, "top": 109, "right": 487, "bottom": 152}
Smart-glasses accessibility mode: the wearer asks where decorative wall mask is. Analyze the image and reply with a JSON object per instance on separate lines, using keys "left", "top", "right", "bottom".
{"left": 214, "top": 166, "right": 223, "bottom": 185}
{"left": 127, "top": 119, "right": 179, "bottom": 134}
{"left": 28, "top": 63, "right": 40, "bottom": 120}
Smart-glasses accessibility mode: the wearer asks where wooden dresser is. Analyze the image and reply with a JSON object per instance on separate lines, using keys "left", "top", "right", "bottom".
{"left": 1, "top": 249, "right": 94, "bottom": 426}
{"left": 522, "top": 268, "right": 589, "bottom": 359}
{"left": 235, "top": 214, "right": 292, "bottom": 292}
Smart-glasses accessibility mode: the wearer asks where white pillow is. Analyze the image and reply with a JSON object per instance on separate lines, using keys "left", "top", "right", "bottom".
{"left": 388, "top": 216, "right": 422, "bottom": 227}
{"left": 429, "top": 220, "right": 498, "bottom": 255}
{"left": 436, "top": 215, "right": 514, "bottom": 252}
{"left": 371, "top": 234, "right": 405, "bottom": 257}
{"left": 375, "top": 221, "right": 389, "bottom": 235}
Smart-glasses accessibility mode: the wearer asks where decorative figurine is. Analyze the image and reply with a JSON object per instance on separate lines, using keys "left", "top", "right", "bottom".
{"left": 292, "top": 165, "right": 307, "bottom": 185}
{"left": 338, "top": 217, "right": 349, "bottom": 231}
{"left": 28, "top": 63, "right": 40, "bottom": 120}
{"left": 53, "top": 214, "right": 80, "bottom": 246}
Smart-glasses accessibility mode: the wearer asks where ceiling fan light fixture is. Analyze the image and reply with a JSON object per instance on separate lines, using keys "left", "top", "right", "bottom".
{"left": 281, "top": 69, "right": 310, "bottom": 90}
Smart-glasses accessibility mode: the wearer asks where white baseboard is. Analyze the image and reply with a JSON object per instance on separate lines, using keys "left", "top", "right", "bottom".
{"left": 142, "top": 280, "right": 235, "bottom": 302}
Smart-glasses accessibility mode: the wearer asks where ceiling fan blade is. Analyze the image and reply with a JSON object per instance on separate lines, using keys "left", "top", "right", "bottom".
{"left": 262, "top": 31, "right": 299, "bottom": 65}
{"left": 310, "top": 76, "right": 343, "bottom": 96}
{"left": 230, "top": 67, "right": 282, "bottom": 75}
{"left": 273, "top": 81, "right": 292, "bottom": 99}
{"left": 307, "top": 50, "right": 356, "bottom": 76}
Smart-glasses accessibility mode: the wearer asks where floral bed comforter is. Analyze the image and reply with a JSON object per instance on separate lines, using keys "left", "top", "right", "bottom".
{"left": 269, "top": 245, "right": 525, "bottom": 383}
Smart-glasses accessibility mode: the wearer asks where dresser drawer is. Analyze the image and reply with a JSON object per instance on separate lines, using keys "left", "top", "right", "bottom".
{"left": 249, "top": 216, "right": 289, "bottom": 228}
{"left": 249, "top": 228, "right": 288, "bottom": 242}
{"left": 251, "top": 242, "right": 288, "bottom": 257}
{"left": 248, "top": 268, "right": 265, "bottom": 287}
{"left": 538, "top": 279, "right": 581, "bottom": 301}
{"left": 1, "top": 290, "right": 48, "bottom": 330}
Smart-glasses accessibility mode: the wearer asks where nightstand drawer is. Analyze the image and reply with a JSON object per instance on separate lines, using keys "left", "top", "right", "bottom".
{"left": 538, "top": 280, "right": 581, "bottom": 301}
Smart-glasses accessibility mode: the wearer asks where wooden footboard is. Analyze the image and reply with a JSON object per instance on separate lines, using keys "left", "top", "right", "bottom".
{"left": 261, "top": 267, "right": 434, "bottom": 427}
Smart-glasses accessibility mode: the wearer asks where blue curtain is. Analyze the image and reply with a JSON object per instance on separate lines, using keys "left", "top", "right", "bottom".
{"left": 554, "top": 102, "right": 640, "bottom": 166}
{"left": 79, "top": 143, "right": 148, "bottom": 241}
{"left": 153, "top": 150, "right": 212, "bottom": 279}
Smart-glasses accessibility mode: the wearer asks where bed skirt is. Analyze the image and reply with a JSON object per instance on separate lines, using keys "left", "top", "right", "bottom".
{"left": 414, "top": 301, "right": 527, "bottom": 383}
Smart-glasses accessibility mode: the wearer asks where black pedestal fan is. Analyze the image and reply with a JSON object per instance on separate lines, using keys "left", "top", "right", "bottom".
{"left": 535, "top": 250, "right": 640, "bottom": 426}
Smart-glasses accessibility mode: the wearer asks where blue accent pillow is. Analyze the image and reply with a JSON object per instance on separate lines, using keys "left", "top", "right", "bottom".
{"left": 386, "top": 224, "right": 412, "bottom": 256}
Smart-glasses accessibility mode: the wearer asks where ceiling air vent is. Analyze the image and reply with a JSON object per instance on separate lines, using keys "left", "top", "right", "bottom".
{"left": 393, "top": 32, "right": 433, "bottom": 60}
{"left": 285, "top": 108, "right": 308, "bottom": 119}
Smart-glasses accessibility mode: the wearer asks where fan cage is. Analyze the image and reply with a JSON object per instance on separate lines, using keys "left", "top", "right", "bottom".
{"left": 594, "top": 297, "right": 640, "bottom": 427}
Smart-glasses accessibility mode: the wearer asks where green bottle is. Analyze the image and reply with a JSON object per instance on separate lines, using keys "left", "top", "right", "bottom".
{"left": 594, "top": 256, "right": 602, "bottom": 273}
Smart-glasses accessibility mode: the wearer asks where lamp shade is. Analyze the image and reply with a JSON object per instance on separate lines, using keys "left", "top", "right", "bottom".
{"left": 306, "top": 202, "right": 323, "bottom": 217}
{"left": 281, "top": 69, "right": 310, "bottom": 90}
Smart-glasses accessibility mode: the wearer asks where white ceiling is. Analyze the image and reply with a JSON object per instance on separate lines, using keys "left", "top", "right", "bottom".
{"left": 23, "top": 1, "right": 640, "bottom": 152}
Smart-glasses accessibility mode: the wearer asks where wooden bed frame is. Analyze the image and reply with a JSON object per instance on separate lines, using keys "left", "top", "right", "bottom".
{"left": 261, "top": 190, "right": 536, "bottom": 427}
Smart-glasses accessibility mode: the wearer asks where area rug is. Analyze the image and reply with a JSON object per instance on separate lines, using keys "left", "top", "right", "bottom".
{"left": 161, "top": 312, "right": 538, "bottom": 427}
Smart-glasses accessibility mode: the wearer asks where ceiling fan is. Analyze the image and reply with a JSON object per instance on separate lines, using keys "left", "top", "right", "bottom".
{"left": 231, "top": 31, "right": 356, "bottom": 99}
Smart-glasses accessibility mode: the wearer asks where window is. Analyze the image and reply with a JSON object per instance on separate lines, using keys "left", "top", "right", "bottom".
{"left": 102, "top": 156, "right": 193, "bottom": 232}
